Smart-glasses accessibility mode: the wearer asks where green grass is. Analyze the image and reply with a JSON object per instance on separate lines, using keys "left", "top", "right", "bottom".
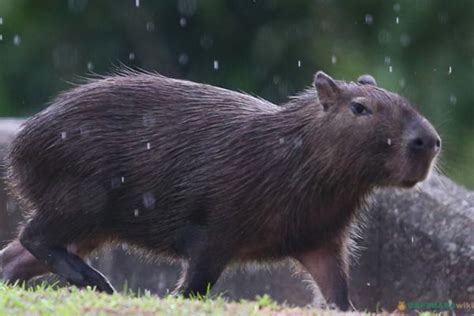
{"left": 0, "top": 283, "right": 373, "bottom": 316}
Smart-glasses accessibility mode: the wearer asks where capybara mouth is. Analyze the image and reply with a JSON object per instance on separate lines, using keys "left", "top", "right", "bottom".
{"left": 398, "top": 149, "right": 439, "bottom": 188}
{"left": 399, "top": 161, "right": 433, "bottom": 187}
{"left": 400, "top": 180, "right": 419, "bottom": 188}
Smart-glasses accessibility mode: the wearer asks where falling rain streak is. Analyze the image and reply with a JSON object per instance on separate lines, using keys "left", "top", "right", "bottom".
{"left": 449, "top": 95, "right": 457, "bottom": 105}
{"left": 13, "top": 35, "right": 21, "bottom": 46}
{"left": 143, "top": 192, "right": 156, "bottom": 209}
{"left": 365, "top": 14, "right": 373, "bottom": 25}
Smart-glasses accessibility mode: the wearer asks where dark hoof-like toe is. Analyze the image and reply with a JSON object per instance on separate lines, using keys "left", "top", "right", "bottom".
{"left": 98, "top": 281, "right": 115, "bottom": 294}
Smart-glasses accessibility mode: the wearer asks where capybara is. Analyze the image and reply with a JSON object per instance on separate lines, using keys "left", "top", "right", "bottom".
{"left": 0, "top": 70, "right": 441, "bottom": 310}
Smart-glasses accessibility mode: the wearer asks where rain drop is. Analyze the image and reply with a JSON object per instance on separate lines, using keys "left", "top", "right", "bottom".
{"left": 272, "top": 75, "right": 280, "bottom": 85}
{"left": 279, "top": 137, "right": 285, "bottom": 144}
{"left": 68, "top": 0, "right": 88, "bottom": 12}
{"left": 129, "top": 52, "right": 135, "bottom": 61}
{"left": 400, "top": 34, "right": 411, "bottom": 47}
{"left": 366, "top": 282, "right": 371, "bottom": 286}
{"left": 121, "top": 176, "right": 125, "bottom": 183}
{"left": 294, "top": 138, "right": 303, "bottom": 148}
{"left": 213, "top": 60, "right": 219, "bottom": 70}
{"left": 331, "top": 55, "right": 337, "bottom": 64}
{"left": 411, "top": 236, "right": 415, "bottom": 243}
{"left": 6, "top": 199, "right": 17, "bottom": 213}
{"left": 384, "top": 56, "right": 391, "bottom": 65}
{"left": 389, "top": 65, "right": 393, "bottom": 73}
{"left": 87, "top": 62, "right": 94, "bottom": 71}
{"left": 180, "top": 17, "right": 187, "bottom": 27}
{"left": 177, "top": 0, "right": 198, "bottom": 16}
{"left": 0, "top": 34, "right": 3, "bottom": 41}
{"left": 297, "top": 60, "right": 301, "bottom": 68}
{"left": 146, "top": 142, "right": 151, "bottom": 150}
{"left": 135, "top": 0, "right": 140, "bottom": 7}
{"left": 61, "top": 131, "right": 67, "bottom": 140}
{"left": 438, "top": 13, "right": 449, "bottom": 24}
{"left": 0, "top": 17, "right": 3, "bottom": 25}
{"left": 396, "top": 16, "right": 399, "bottom": 24}
{"left": 111, "top": 178, "right": 121, "bottom": 189}
{"left": 399, "top": 78, "right": 406, "bottom": 88}
{"left": 178, "top": 53, "right": 189, "bottom": 65}
{"left": 143, "top": 113, "right": 156, "bottom": 127}
{"left": 134, "top": 209, "right": 139, "bottom": 217}
{"left": 449, "top": 95, "right": 457, "bottom": 105}
{"left": 200, "top": 34, "right": 213, "bottom": 49}
{"left": 13, "top": 34, "right": 21, "bottom": 46}
{"left": 448, "top": 66, "right": 452, "bottom": 75}
{"left": 146, "top": 21, "right": 155, "bottom": 32}
{"left": 365, "top": 14, "right": 373, "bottom": 25}
{"left": 143, "top": 192, "right": 156, "bottom": 209}
{"left": 378, "top": 31, "right": 392, "bottom": 44}
{"left": 387, "top": 138, "right": 392, "bottom": 146}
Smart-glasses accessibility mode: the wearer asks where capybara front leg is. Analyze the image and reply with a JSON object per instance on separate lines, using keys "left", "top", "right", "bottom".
{"left": 294, "top": 242, "right": 353, "bottom": 311}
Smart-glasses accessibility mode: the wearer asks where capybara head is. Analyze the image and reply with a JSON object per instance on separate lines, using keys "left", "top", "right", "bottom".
{"left": 313, "top": 71, "right": 441, "bottom": 188}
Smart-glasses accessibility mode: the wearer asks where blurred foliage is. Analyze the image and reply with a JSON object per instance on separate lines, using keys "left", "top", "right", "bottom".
{"left": 0, "top": 0, "right": 472, "bottom": 188}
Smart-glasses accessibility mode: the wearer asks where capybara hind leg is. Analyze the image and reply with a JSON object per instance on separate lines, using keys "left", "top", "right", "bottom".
{"left": 294, "top": 242, "right": 354, "bottom": 311}
{"left": 1, "top": 239, "right": 49, "bottom": 284}
{"left": 19, "top": 219, "right": 115, "bottom": 294}
{"left": 1, "top": 238, "right": 105, "bottom": 285}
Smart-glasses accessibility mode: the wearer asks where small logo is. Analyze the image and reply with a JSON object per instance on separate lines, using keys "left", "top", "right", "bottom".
{"left": 398, "top": 301, "right": 407, "bottom": 312}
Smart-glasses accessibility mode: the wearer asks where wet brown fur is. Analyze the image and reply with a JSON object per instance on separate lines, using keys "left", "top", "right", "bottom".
{"left": 0, "top": 70, "right": 440, "bottom": 311}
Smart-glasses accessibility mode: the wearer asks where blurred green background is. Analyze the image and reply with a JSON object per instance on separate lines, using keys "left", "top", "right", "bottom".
{"left": 0, "top": 0, "right": 472, "bottom": 188}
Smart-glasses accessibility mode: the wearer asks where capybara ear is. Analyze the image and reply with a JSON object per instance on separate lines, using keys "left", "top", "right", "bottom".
{"left": 357, "top": 74, "right": 377, "bottom": 86}
{"left": 314, "top": 71, "right": 340, "bottom": 107}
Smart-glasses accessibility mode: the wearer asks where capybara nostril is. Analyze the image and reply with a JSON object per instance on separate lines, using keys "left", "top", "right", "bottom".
{"left": 409, "top": 134, "right": 439, "bottom": 152}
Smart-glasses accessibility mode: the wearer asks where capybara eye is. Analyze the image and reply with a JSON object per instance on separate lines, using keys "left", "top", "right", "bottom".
{"left": 351, "top": 102, "right": 371, "bottom": 116}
